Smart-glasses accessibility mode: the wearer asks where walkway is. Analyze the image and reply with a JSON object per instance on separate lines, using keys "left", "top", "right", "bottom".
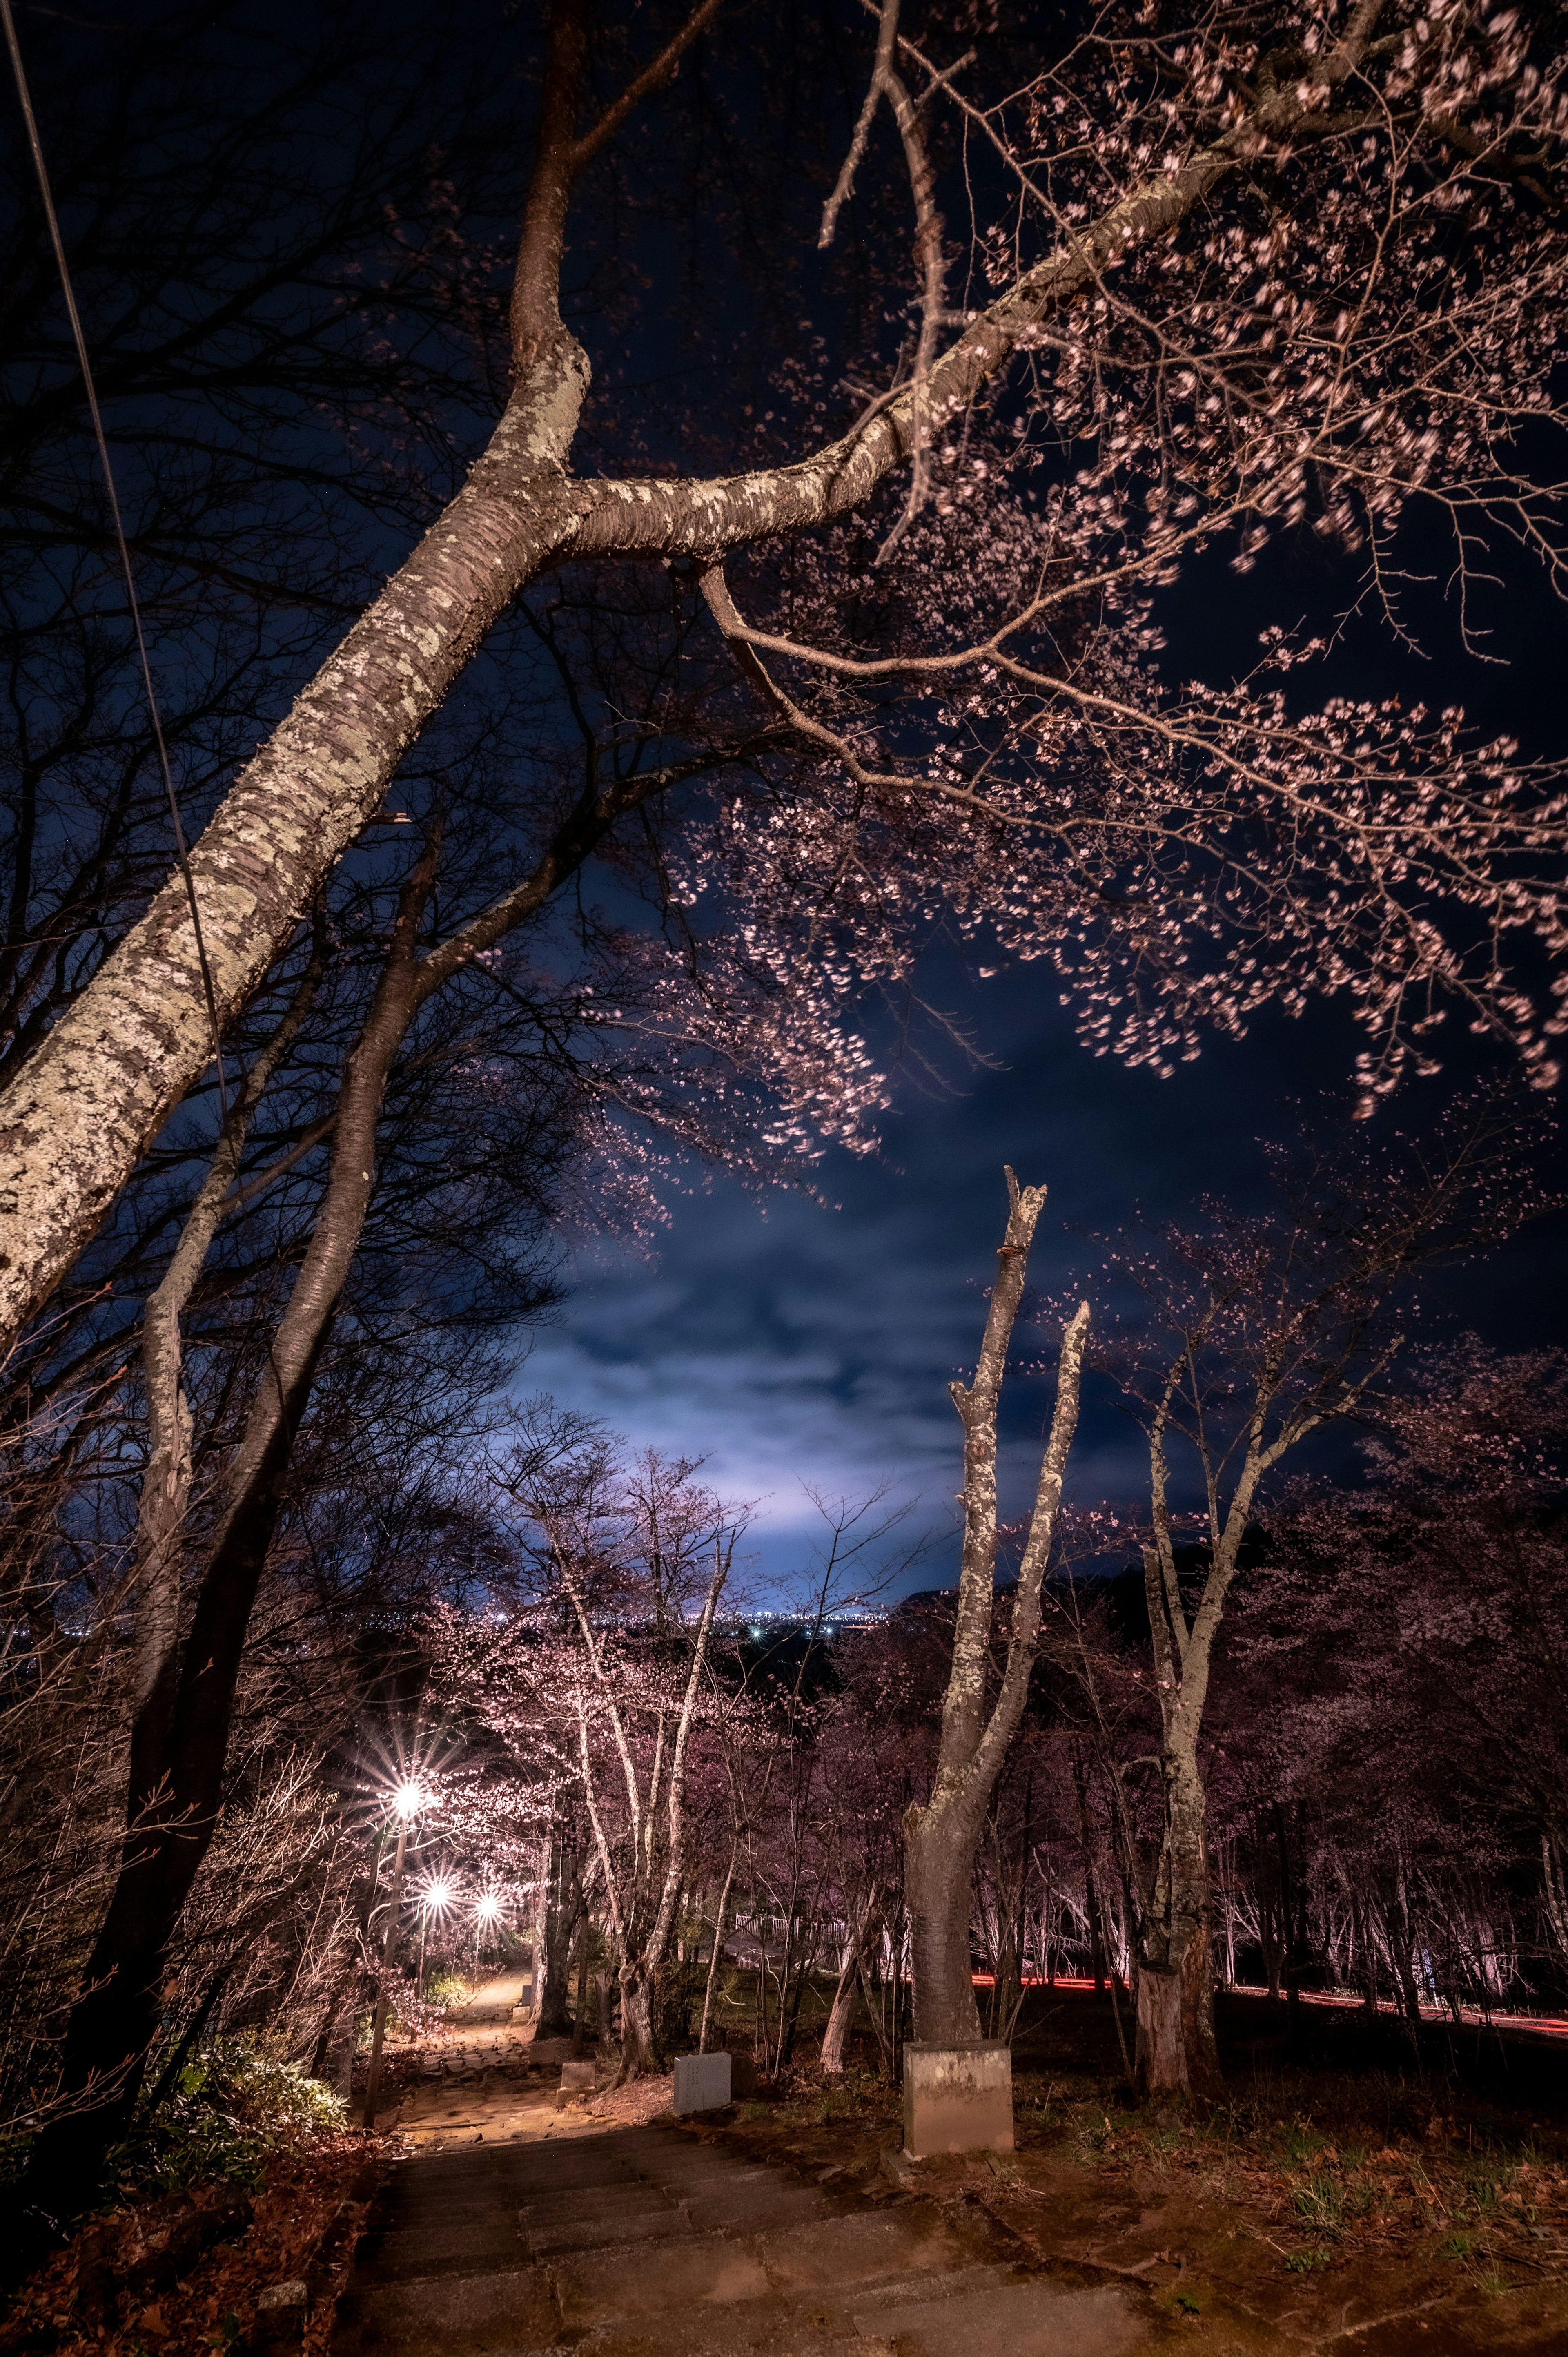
{"left": 335, "top": 1976, "right": 1568, "bottom": 2353}
{"left": 331, "top": 2117, "right": 1147, "bottom": 2356}
{"left": 337, "top": 1972, "right": 1147, "bottom": 2353}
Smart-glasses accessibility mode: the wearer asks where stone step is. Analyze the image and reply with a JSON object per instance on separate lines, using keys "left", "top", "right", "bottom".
{"left": 353, "top": 2217, "right": 526, "bottom": 2285}
{"left": 495, "top": 2151, "right": 645, "bottom": 2194}
{"left": 551, "top": 2229, "right": 777, "bottom": 2328}
{"left": 333, "top": 2114, "right": 1094, "bottom": 2357}
{"left": 331, "top": 2267, "right": 560, "bottom": 2357}
{"left": 517, "top": 2182, "right": 673, "bottom": 2225}
{"left": 540, "top": 2300, "right": 860, "bottom": 2357}
{"left": 751, "top": 2208, "right": 966, "bottom": 2295}
{"left": 850, "top": 2273, "right": 1146, "bottom": 2357}
{"left": 525, "top": 2204, "right": 695, "bottom": 2257}
{"left": 689, "top": 2188, "right": 833, "bottom": 2234}
{"left": 635, "top": 2158, "right": 776, "bottom": 2191}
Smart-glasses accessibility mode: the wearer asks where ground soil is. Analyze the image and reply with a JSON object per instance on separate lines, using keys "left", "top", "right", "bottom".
{"left": 694, "top": 1985, "right": 1568, "bottom": 2353}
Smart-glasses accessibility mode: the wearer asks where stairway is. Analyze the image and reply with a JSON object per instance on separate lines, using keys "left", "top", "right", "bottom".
{"left": 331, "top": 2121, "right": 1147, "bottom": 2355}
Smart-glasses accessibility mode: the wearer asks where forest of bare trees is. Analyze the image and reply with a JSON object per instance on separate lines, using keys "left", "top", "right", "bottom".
{"left": 2, "top": 0, "right": 1566, "bottom": 2315}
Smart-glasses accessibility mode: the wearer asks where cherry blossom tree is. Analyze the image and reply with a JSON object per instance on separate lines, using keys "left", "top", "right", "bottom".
{"left": 443, "top": 1415, "right": 742, "bottom": 2077}
{"left": 3, "top": 0, "right": 1566, "bottom": 1353}
{"left": 1241, "top": 1340, "right": 1568, "bottom": 2016}
{"left": 1076, "top": 1098, "right": 1544, "bottom": 2094}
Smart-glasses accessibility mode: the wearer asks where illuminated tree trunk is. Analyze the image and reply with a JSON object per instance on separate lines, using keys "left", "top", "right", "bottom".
{"left": 1134, "top": 1710, "right": 1220, "bottom": 2098}
{"left": 902, "top": 1172, "right": 1088, "bottom": 2047}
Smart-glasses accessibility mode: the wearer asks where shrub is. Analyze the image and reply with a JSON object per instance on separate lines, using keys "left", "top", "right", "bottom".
{"left": 112, "top": 2038, "right": 344, "bottom": 2198}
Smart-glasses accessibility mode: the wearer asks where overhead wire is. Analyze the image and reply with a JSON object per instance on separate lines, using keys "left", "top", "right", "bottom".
{"left": 1, "top": 0, "right": 229, "bottom": 1118}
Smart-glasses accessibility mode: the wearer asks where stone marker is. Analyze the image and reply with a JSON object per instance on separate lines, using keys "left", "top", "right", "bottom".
{"left": 901, "top": 2041, "right": 1013, "bottom": 2159}
{"left": 560, "top": 2059, "right": 596, "bottom": 2091}
{"left": 672, "top": 2050, "right": 732, "bottom": 2114}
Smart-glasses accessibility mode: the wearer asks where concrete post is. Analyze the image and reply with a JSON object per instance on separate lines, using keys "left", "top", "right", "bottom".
{"left": 901, "top": 2040, "right": 1013, "bottom": 2158}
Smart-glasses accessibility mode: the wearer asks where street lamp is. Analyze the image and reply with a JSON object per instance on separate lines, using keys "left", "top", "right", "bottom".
{"left": 474, "top": 1891, "right": 501, "bottom": 1974}
{"left": 361, "top": 1779, "right": 427, "bottom": 2130}
{"left": 415, "top": 1874, "right": 456, "bottom": 1994}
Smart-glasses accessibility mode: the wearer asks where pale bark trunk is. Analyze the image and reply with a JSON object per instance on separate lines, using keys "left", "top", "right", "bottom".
{"left": 820, "top": 1953, "right": 858, "bottom": 2075}
{"left": 902, "top": 1171, "right": 1089, "bottom": 2047}
{"left": 821, "top": 1898, "right": 880, "bottom": 2074}
{"left": 698, "top": 1844, "right": 739, "bottom": 2054}
{"left": 567, "top": 1536, "right": 729, "bottom": 2082}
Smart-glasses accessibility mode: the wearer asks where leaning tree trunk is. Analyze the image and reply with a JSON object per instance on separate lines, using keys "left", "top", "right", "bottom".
{"left": 821, "top": 1898, "right": 880, "bottom": 2075}
{"left": 901, "top": 1171, "right": 1089, "bottom": 2048}
{"left": 22, "top": 859, "right": 439, "bottom": 2224}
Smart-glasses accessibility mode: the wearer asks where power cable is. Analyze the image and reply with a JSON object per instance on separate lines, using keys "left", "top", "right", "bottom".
{"left": 2, "top": 0, "right": 229, "bottom": 1118}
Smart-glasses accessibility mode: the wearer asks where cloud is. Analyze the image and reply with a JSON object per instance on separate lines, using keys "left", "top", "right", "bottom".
{"left": 518, "top": 963, "right": 1568, "bottom": 1600}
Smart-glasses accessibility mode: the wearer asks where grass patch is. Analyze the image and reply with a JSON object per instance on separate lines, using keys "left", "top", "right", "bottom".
{"left": 1290, "top": 2172, "right": 1345, "bottom": 2237}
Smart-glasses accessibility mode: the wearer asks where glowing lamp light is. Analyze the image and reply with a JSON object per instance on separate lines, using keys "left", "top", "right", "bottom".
{"left": 476, "top": 1895, "right": 501, "bottom": 1923}
{"left": 391, "top": 1779, "right": 425, "bottom": 1821}
{"left": 423, "top": 1878, "right": 455, "bottom": 1912}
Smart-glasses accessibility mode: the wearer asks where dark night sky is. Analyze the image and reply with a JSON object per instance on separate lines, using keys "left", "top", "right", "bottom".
{"left": 519, "top": 118, "right": 1568, "bottom": 1588}
{"left": 526, "top": 967, "right": 1568, "bottom": 1596}
{"left": 526, "top": 497, "right": 1568, "bottom": 1597}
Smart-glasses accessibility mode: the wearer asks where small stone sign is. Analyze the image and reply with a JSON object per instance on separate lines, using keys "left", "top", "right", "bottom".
{"left": 559, "top": 2060, "right": 597, "bottom": 2092}
{"left": 901, "top": 2040, "right": 1013, "bottom": 2158}
{"left": 672, "top": 2050, "right": 732, "bottom": 2114}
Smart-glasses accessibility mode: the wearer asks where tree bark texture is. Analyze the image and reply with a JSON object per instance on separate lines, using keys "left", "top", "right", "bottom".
{"left": 902, "top": 1171, "right": 1088, "bottom": 2045}
{"left": 1133, "top": 1543, "right": 1223, "bottom": 2100}
{"left": 1133, "top": 1730, "right": 1220, "bottom": 2099}
{"left": 535, "top": 1835, "right": 586, "bottom": 2038}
